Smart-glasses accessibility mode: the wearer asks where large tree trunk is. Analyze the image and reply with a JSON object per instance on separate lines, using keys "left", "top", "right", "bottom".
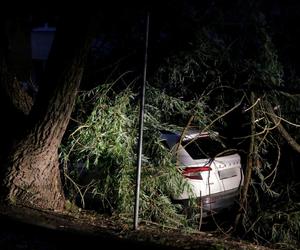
{"left": 3, "top": 65, "right": 84, "bottom": 210}
{"left": 1, "top": 14, "right": 94, "bottom": 211}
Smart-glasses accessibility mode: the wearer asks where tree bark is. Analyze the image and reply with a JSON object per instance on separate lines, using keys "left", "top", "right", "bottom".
{"left": 3, "top": 66, "right": 84, "bottom": 210}
{"left": 1, "top": 14, "right": 94, "bottom": 211}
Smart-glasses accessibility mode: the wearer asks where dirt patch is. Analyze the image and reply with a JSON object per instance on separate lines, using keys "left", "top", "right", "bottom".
{"left": 0, "top": 204, "right": 273, "bottom": 250}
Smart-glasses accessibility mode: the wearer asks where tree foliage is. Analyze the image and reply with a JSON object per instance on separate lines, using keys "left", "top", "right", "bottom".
{"left": 60, "top": 2, "right": 300, "bottom": 247}
{"left": 61, "top": 78, "right": 211, "bottom": 227}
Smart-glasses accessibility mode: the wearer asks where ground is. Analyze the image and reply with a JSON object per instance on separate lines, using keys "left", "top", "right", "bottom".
{"left": 0, "top": 204, "right": 274, "bottom": 250}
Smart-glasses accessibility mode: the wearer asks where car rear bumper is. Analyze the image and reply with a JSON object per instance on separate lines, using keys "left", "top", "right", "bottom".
{"left": 200, "top": 188, "right": 240, "bottom": 213}
{"left": 175, "top": 188, "right": 241, "bottom": 216}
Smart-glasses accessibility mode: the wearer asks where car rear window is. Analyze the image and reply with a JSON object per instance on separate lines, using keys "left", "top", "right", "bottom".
{"left": 181, "top": 137, "right": 225, "bottom": 159}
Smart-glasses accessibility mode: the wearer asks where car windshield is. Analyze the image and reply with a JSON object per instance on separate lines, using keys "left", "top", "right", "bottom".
{"left": 181, "top": 136, "right": 225, "bottom": 159}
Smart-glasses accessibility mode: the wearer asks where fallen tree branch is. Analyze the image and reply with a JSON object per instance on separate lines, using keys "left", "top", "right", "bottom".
{"left": 234, "top": 92, "right": 257, "bottom": 229}
{"left": 265, "top": 101, "right": 300, "bottom": 153}
{"left": 202, "top": 94, "right": 245, "bottom": 132}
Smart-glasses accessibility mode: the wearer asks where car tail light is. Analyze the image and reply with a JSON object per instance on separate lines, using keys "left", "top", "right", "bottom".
{"left": 182, "top": 166, "right": 212, "bottom": 180}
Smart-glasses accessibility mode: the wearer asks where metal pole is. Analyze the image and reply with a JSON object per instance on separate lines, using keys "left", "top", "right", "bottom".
{"left": 134, "top": 13, "right": 149, "bottom": 230}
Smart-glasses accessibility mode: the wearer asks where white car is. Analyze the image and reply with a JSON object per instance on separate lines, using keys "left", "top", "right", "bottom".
{"left": 160, "top": 129, "right": 244, "bottom": 216}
